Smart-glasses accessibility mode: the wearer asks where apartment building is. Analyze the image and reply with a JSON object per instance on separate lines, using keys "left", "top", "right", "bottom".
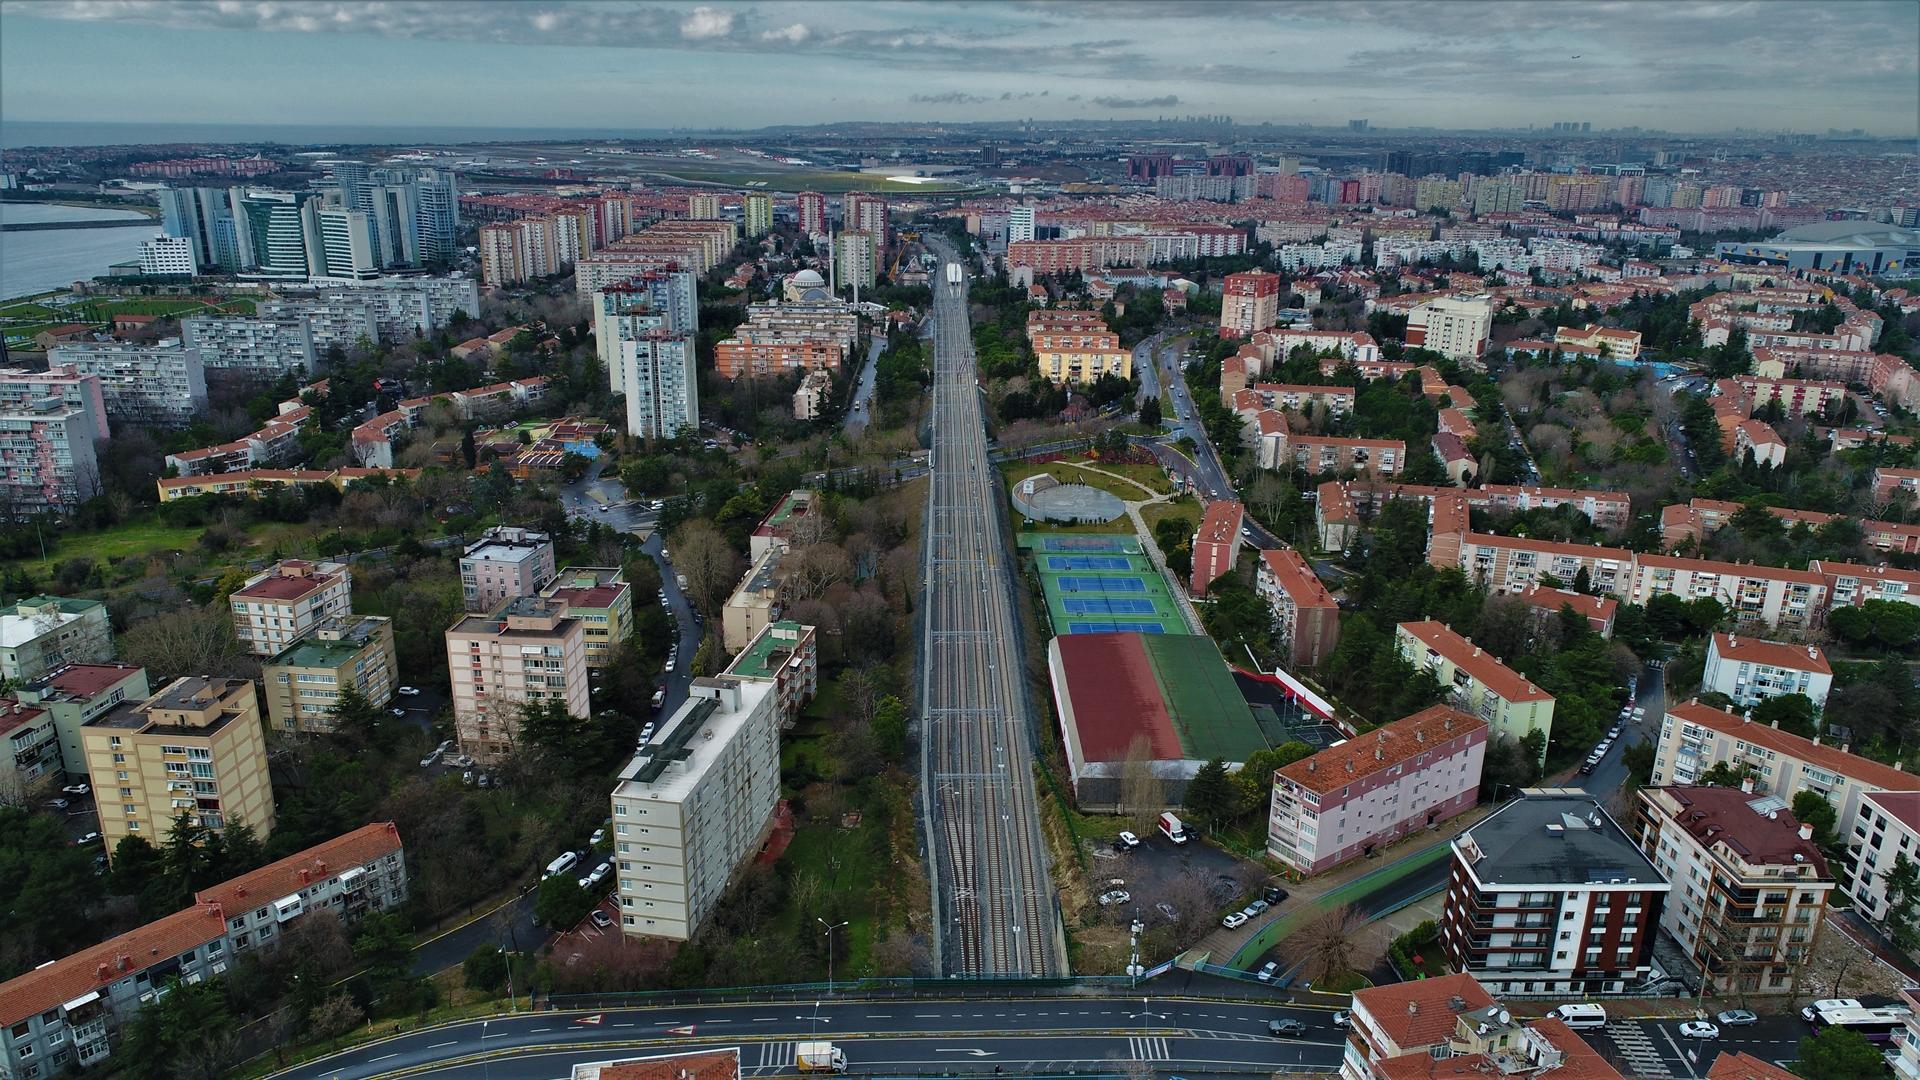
{"left": 1703, "top": 633, "right": 1832, "bottom": 710}
{"left": 260, "top": 616, "right": 399, "bottom": 732}
{"left": 1628, "top": 554, "right": 1828, "bottom": 633}
{"left": 1232, "top": 382, "right": 1355, "bottom": 418}
{"left": 1255, "top": 547, "right": 1340, "bottom": 668}
{"left": 1873, "top": 466, "right": 1920, "bottom": 504}
{"left": 1813, "top": 559, "right": 1920, "bottom": 609}
{"left": 0, "top": 823, "right": 404, "bottom": 1078}
{"left": 750, "top": 489, "right": 821, "bottom": 562}
{"left": 742, "top": 191, "right": 772, "bottom": 237}
{"left": 0, "top": 700, "right": 63, "bottom": 801}
{"left": 459, "top": 526, "right": 557, "bottom": 613}
{"left": 309, "top": 275, "right": 479, "bottom": 339}
{"left": 1440, "top": 790, "right": 1669, "bottom": 997}
{"left": 179, "top": 315, "right": 317, "bottom": 376}
{"left": 1191, "top": 499, "right": 1244, "bottom": 596}
{"left": 842, "top": 192, "right": 890, "bottom": 242}
{"left": 796, "top": 191, "right": 827, "bottom": 236}
{"left": 1268, "top": 705, "right": 1486, "bottom": 876}
{"left": 0, "top": 596, "right": 112, "bottom": 683}
{"left": 1396, "top": 620, "right": 1555, "bottom": 761}
{"left": 1219, "top": 268, "right": 1282, "bottom": 338}
{"left": 835, "top": 230, "right": 876, "bottom": 290}
{"left": 1652, "top": 699, "right": 1920, "bottom": 857}
{"left": 1846, "top": 791, "right": 1920, "bottom": 926}
{"left": 1515, "top": 584, "right": 1618, "bottom": 637}
{"left": 1735, "top": 419, "right": 1787, "bottom": 467}
{"left": 46, "top": 340, "right": 208, "bottom": 426}
{"left": 0, "top": 403, "right": 104, "bottom": 512}
{"left": 611, "top": 676, "right": 780, "bottom": 941}
{"left": 722, "top": 547, "right": 784, "bottom": 652}
{"left": 11, "top": 663, "right": 149, "bottom": 782}
{"left": 0, "top": 365, "right": 110, "bottom": 439}
{"left": 445, "top": 596, "right": 589, "bottom": 761}
{"left": 228, "top": 559, "right": 352, "bottom": 658}
{"left": 1452, "top": 533, "right": 1634, "bottom": 597}
{"left": 1406, "top": 295, "right": 1493, "bottom": 363}
{"left": 1341, "top": 973, "right": 1497, "bottom": 1080}
{"left": 1259, "top": 431, "right": 1405, "bottom": 476}
{"left": 1553, "top": 324, "right": 1643, "bottom": 359}
{"left": 1026, "top": 310, "right": 1131, "bottom": 384}
{"left": 1734, "top": 374, "right": 1848, "bottom": 418}
{"left": 81, "top": 677, "right": 276, "bottom": 853}
{"left": 593, "top": 270, "right": 700, "bottom": 393}
{"left": 619, "top": 330, "right": 700, "bottom": 440}
{"left": 1477, "top": 484, "right": 1632, "bottom": 531}
{"left": 256, "top": 298, "right": 382, "bottom": 353}
{"left": 540, "top": 567, "right": 633, "bottom": 670}
{"left": 793, "top": 369, "right": 832, "bottom": 420}
{"left": 1634, "top": 783, "right": 1831, "bottom": 996}
{"left": 714, "top": 300, "right": 860, "bottom": 379}
{"left": 721, "top": 619, "right": 818, "bottom": 729}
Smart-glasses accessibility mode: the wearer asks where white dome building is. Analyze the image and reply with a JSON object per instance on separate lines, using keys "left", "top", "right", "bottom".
{"left": 784, "top": 268, "right": 832, "bottom": 303}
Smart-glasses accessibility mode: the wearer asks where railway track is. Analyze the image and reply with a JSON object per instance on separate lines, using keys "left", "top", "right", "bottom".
{"left": 918, "top": 242, "right": 1063, "bottom": 976}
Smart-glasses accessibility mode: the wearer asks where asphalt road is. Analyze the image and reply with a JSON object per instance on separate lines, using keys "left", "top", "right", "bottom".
{"left": 920, "top": 241, "right": 1063, "bottom": 977}
{"left": 269, "top": 994, "right": 1349, "bottom": 1080}
{"left": 843, "top": 335, "right": 884, "bottom": 439}
{"left": 1587, "top": 1013, "right": 1814, "bottom": 1080}
{"left": 1579, "top": 661, "right": 1665, "bottom": 816}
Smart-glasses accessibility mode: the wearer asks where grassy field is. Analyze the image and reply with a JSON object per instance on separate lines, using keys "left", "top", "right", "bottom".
{"left": 1139, "top": 495, "right": 1201, "bottom": 537}
{"left": 1, "top": 295, "right": 256, "bottom": 343}
{"left": 1002, "top": 460, "right": 1169, "bottom": 501}
{"left": 6, "top": 519, "right": 208, "bottom": 569}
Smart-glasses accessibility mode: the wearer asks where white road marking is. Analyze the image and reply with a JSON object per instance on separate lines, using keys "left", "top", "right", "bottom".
{"left": 427, "top": 1041, "right": 456, "bottom": 1049}
{"left": 369, "top": 1053, "right": 399, "bottom": 1063}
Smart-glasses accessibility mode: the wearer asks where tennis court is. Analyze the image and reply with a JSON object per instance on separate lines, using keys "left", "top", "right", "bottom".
{"left": 1019, "top": 532, "right": 1183, "bottom": 637}
{"left": 1046, "top": 555, "right": 1132, "bottom": 571}
{"left": 1056, "top": 575, "right": 1147, "bottom": 593}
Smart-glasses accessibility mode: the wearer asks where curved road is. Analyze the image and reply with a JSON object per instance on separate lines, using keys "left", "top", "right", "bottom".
{"left": 271, "top": 994, "right": 1346, "bottom": 1079}
{"left": 919, "top": 242, "right": 1063, "bottom": 976}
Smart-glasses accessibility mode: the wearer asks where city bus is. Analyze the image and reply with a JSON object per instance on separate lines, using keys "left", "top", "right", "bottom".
{"left": 1808, "top": 1004, "right": 1911, "bottom": 1043}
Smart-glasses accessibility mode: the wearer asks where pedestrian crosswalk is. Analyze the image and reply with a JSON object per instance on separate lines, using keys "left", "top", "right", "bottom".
{"left": 751, "top": 1042, "right": 795, "bottom": 1070}
{"left": 1604, "top": 1021, "right": 1674, "bottom": 1079}
{"left": 1129, "top": 1035, "right": 1171, "bottom": 1060}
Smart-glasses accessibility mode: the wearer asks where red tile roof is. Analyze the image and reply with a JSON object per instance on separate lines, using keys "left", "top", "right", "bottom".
{"left": 548, "top": 585, "right": 627, "bottom": 610}
{"left": 1259, "top": 548, "right": 1336, "bottom": 611}
{"left": 1398, "top": 620, "right": 1552, "bottom": 703}
{"left": 1706, "top": 1050, "right": 1798, "bottom": 1080}
{"left": 1352, "top": 971, "right": 1493, "bottom": 1052}
{"left": 0, "top": 905, "right": 229, "bottom": 1026}
{"left": 194, "top": 822, "right": 402, "bottom": 914}
{"left": 1668, "top": 699, "right": 1920, "bottom": 792}
{"left": 1649, "top": 785, "right": 1828, "bottom": 871}
{"left": 233, "top": 564, "right": 342, "bottom": 602}
{"left": 1864, "top": 790, "right": 1920, "bottom": 834}
{"left": 1280, "top": 704, "right": 1484, "bottom": 796}
{"left": 1711, "top": 633, "right": 1829, "bottom": 675}
{"left": 1516, "top": 584, "right": 1617, "bottom": 625}
{"left": 37, "top": 663, "right": 143, "bottom": 699}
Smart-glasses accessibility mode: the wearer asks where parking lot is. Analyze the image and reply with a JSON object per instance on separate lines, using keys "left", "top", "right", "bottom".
{"left": 1086, "top": 826, "right": 1275, "bottom": 938}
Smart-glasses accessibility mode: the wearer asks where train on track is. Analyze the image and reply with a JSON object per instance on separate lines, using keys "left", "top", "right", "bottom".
{"left": 945, "top": 261, "right": 963, "bottom": 287}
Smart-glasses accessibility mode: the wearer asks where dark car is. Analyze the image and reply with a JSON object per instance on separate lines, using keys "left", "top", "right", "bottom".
{"left": 1267, "top": 1019, "right": 1308, "bottom": 1037}
{"left": 1263, "top": 885, "right": 1289, "bottom": 905}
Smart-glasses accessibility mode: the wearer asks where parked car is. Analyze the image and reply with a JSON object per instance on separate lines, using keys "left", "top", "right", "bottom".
{"left": 1267, "top": 1019, "right": 1308, "bottom": 1038}
{"left": 665, "top": 659, "right": 677, "bottom": 673}
{"left": 1248, "top": 899, "right": 1269, "bottom": 915}
{"left": 44, "top": 798, "right": 69, "bottom": 811}
{"left": 1115, "top": 831, "right": 1141, "bottom": 850}
{"left": 1222, "top": 912, "right": 1250, "bottom": 929}
{"left": 1678, "top": 1021, "right": 1720, "bottom": 1039}
{"left": 1263, "top": 886, "right": 1288, "bottom": 905}
{"left": 1154, "top": 902, "right": 1178, "bottom": 921}
{"left": 1332, "top": 1010, "right": 1350, "bottom": 1028}
{"left": 420, "top": 749, "right": 442, "bottom": 768}
{"left": 1716, "top": 1010, "right": 1757, "bottom": 1027}
{"left": 390, "top": 707, "right": 408, "bottom": 717}
{"left": 61, "top": 783, "right": 90, "bottom": 797}
{"left": 397, "top": 686, "right": 421, "bottom": 696}
{"left": 590, "top": 909, "right": 615, "bottom": 929}
{"left": 1256, "top": 961, "right": 1278, "bottom": 982}
{"left": 1098, "top": 890, "right": 1131, "bottom": 907}
{"left": 74, "top": 832, "right": 101, "bottom": 847}
{"left": 448, "top": 754, "right": 474, "bottom": 768}
{"left": 590, "top": 827, "right": 607, "bottom": 846}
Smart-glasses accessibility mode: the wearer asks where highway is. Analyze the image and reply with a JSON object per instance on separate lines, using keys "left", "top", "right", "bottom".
{"left": 269, "top": 994, "right": 1347, "bottom": 1079}
{"left": 919, "top": 240, "right": 1064, "bottom": 976}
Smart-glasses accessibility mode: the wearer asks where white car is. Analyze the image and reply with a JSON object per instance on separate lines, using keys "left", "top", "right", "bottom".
{"left": 1678, "top": 1021, "right": 1719, "bottom": 1039}
{"left": 665, "top": 659, "right": 677, "bottom": 673}
{"left": 397, "top": 686, "right": 421, "bottom": 696}
{"left": 1222, "top": 911, "right": 1250, "bottom": 929}
{"left": 1097, "top": 889, "right": 1131, "bottom": 907}
{"left": 1116, "top": 830, "right": 1141, "bottom": 850}
{"left": 1256, "top": 961, "right": 1278, "bottom": 982}
{"left": 61, "top": 783, "right": 90, "bottom": 797}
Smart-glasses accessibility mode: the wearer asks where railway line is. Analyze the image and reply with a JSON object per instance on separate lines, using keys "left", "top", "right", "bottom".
{"left": 918, "top": 240, "right": 1064, "bottom": 976}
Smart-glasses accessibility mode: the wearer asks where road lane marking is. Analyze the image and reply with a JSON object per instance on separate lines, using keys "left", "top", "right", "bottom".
{"left": 529, "top": 1027, "right": 551, "bottom": 1033}
{"left": 370, "top": 1053, "right": 399, "bottom": 1062}
{"left": 427, "top": 1041, "right": 456, "bottom": 1049}
{"left": 482, "top": 1031, "right": 508, "bottom": 1039}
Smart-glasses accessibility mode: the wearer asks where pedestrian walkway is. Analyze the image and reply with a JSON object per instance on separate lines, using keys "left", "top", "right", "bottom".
{"left": 1126, "top": 495, "right": 1206, "bottom": 636}
{"left": 1602, "top": 1020, "right": 1676, "bottom": 1079}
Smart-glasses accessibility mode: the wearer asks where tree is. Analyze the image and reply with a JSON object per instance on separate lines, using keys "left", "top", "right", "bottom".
{"left": 1182, "top": 759, "right": 1235, "bottom": 832}
{"left": 1884, "top": 852, "right": 1920, "bottom": 951}
{"left": 1794, "top": 1026, "right": 1887, "bottom": 1080}
{"left": 671, "top": 519, "right": 743, "bottom": 616}
{"left": 1117, "top": 734, "right": 1162, "bottom": 830}
{"left": 871, "top": 694, "right": 908, "bottom": 761}
{"left": 463, "top": 944, "right": 510, "bottom": 993}
{"left": 115, "top": 979, "right": 238, "bottom": 1080}
{"left": 1791, "top": 790, "right": 1840, "bottom": 850}
{"left": 1290, "top": 903, "right": 1364, "bottom": 988}
{"left": 535, "top": 874, "right": 596, "bottom": 932}
{"left": 1751, "top": 693, "right": 1818, "bottom": 738}
{"left": 1140, "top": 395, "right": 1162, "bottom": 428}
{"left": 308, "top": 992, "right": 366, "bottom": 1041}
{"left": 1698, "top": 760, "right": 1758, "bottom": 787}
{"left": 327, "top": 683, "right": 393, "bottom": 748}
{"left": 118, "top": 604, "right": 260, "bottom": 683}
{"left": 1234, "top": 742, "right": 1314, "bottom": 817}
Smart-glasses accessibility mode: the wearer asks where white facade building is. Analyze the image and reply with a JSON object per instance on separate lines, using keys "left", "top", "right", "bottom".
{"left": 1702, "top": 633, "right": 1833, "bottom": 711}
{"left": 180, "top": 315, "right": 318, "bottom": 376}
{"left": 611, "top": 676, "right": 780, "bottom": 941}
{"left": 1408, "top": 295, "right": 1494, "bottom": 363}
{"left": 46, "top": 340, "right": 208, "bottom": 426}
{"left": 619, "top": 331, "right": 699, "bottom": 440}
{"left": 228, "top": 559, "right": 353, "bottom": 657}
{"left": 1007, "top": 206, "right": 1036, "bottom": 245}
{"left": 137, "top": 235, "right": 197, "bottom": 276}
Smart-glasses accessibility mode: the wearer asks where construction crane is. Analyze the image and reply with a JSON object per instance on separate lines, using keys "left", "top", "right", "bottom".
{"left": 887, "top": 230, "right": 922, "bottom": 278}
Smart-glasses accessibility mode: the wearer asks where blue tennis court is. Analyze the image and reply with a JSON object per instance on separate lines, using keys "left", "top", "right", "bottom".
{"left": 1069, "top": 620, "right": 1168, "bottom": 634}
{"left": 1064, "top": 597, "right": 1157, "bottom": 615}
{"left": 1055, "top": 575, "right": 1147, "bottom": 593}
{"left": 1042, "top": 536, "right": 1128, "bottom": 552}
{"left": 1046, "top": 555, "right": 1132, "bottom": 571}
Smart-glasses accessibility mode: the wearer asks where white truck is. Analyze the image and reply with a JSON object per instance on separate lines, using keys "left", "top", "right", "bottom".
{"left": 796, "top": 1041, "right": 848, "bottom": 1073}
{"left": 1158, "top": 811, "right": 1190, "bottom": 845}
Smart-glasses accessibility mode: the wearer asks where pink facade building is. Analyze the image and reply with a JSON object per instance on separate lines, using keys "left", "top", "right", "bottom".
{"left": 459, "top": 526, "right": 558, "bottom": 613}
{"left": 0, "top": 366, "right": 110, "bottom": 440}
{"left": 445, "top": 596, "right": 589, "bottom": 761}
{"left": 1267, "top": 704, "right": 1487, "bottom": 876}
{"left": 1190, "top": 500, "right": 1244, "bottom": 596}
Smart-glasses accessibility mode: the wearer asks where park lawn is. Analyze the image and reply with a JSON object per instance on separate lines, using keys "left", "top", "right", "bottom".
{"left": 6, "top": 519, "right": 209, "bottom": 568}
{"left": 1002, "top": 460, "right": 1162, "bottom": 502}
{"left": 1083, "top": 461, "right": 1174, "bottom": 496}
{"left": 0, "top": 300, "right": 63, "bottom": 321}
{"left": 1138, "top": 495, "right": 1201, "bottom": 537}
{"left": 773, "top": 805, "right": 885, "bottom": 980}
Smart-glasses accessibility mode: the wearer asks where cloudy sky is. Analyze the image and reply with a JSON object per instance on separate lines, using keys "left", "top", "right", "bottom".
{"left": 3, "top": 0, "right": 1916, "bottom": 135}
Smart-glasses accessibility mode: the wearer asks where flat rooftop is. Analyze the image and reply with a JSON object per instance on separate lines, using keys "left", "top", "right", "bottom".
{"left": 269, "top": 617, "right": 388, "bottom": 668}
{"left": 1459, "top": 788, "right": 1662, "bottom": 887}
{"left": 462, "top": 527, "right": 552, "bottom": 563}
{"left": 726, "top": 620, "right": 809, "bottom": 680}
{"left": 614, "top": 677, "right": 773, "bottom": 804}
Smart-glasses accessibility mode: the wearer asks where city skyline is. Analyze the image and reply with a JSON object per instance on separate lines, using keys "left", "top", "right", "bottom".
{"left": 1, "top": 0, "right": 1916, "bottom": 137}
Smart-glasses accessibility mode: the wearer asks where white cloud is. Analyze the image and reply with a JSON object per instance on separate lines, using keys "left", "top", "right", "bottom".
{"left": 678, "top": 5, "right": 733, "bottom": 39}
{"left": 530, "top": 10, "right": 560, "bottom": 32}
{"left": 760, "top": 22, "right": 809, "bottom": 44}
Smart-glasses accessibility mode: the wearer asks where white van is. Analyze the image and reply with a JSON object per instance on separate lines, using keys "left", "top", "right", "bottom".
{"left": 1552, "top": 1003, "right": 1608, "bottom": 1029}
{"left": 544, "top": 851, "right": 579, "bottom": 879}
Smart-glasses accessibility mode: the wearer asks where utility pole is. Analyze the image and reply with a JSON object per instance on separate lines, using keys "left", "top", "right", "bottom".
{"left": 818, "top": 918, "right": 848, "bottom": 993}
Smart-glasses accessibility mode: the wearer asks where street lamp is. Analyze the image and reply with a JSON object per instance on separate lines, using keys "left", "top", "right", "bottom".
{"left": 818, "top": 918, "right": 849, "bottom": 993}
